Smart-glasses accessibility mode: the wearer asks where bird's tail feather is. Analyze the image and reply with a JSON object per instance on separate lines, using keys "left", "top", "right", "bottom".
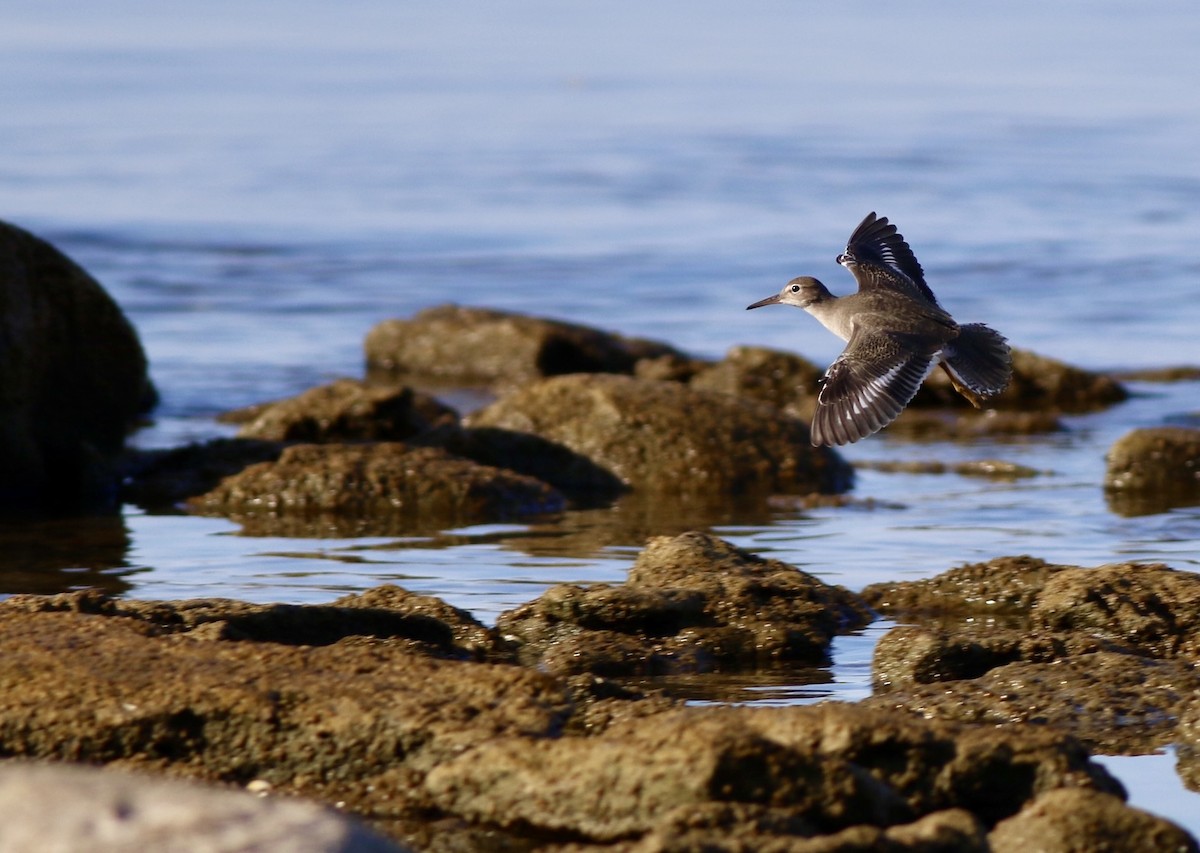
{"left": 942, "top": 323, "right": 1012, "bottom": 407}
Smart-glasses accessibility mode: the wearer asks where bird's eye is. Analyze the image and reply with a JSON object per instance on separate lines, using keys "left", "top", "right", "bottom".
{"left": 790, "top": 284, "right": 800, "bottom": 293}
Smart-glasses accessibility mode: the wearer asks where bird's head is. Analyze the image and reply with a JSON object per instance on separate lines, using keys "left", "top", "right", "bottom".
{"left": 746, "top": 276, "right": 830, "bottom": 310}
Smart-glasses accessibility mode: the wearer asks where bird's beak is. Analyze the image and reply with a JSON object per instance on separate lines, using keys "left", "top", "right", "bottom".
{"left": 746, "top": 293, "right": 782, "bottom": 310}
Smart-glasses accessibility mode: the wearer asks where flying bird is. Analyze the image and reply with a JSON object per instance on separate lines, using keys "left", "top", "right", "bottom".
{"left": 747, "top": 212, "right": 1012, "bottom": 446}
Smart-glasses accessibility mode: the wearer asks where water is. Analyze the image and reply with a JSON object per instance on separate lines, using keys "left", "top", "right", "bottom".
{"left": 3, "top": 0, "right": 1200, "bottom": 835}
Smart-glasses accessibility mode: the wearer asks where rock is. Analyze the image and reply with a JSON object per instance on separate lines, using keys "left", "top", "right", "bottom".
{"left": 1032, "top": 562, "right": 1200, "bottom": 660}
{"left": 854, "top": 458, "right": 1043, "bottom": 478}
{"left": 688, "top": 345, "right": 824, "bottom": 422}
{"left": 466, "top": 374, "right": 852, "bottom": 496}
{"left": 497, "top": 532, "right": 871, "bottom": 676}
{"left": 1113, "top": 365, "right": 1200, "bottom": 382}
{"left": 364, "top": 304, "right": 684, "bottom": 387}
{"left": 0, "top": 219, "right": 155, "bottom": 512}
{"left": 225, "top": 379, "right": 458, "bottom": 443}
{"left": 0, "top": 762, "right": 408, "bottom": 853}
{"left": 186, "top": 442, "right": 564, "bottom": 536}
{"left": 864, "top": 559, "right": 1200, "bottom": 754}
{"left": 866, "top": 649, "right": 1199, "bottom": 754}
{"left": 861, "top": 555, "right": 1071, "bottom": 619}
{"left": 1105, "top": 427, "right": 1200, "bottom": 515}
{"left": 989, "top": 788, "right": 1197, "bottom": 853}
{"left": 0, "top": 596, "right": 571, "bottom": 836}
{"left": 425, "top": 703, "right": 1121, "bottom": 844}
{"left": 917, "top": 347, "right": 1128, "bottom": 412}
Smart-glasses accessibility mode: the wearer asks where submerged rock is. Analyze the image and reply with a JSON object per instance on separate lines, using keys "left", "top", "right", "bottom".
{"left": 496, "top": 531, "right": 871, "bottom": 676}
{"left": 187, "top": 442, "right": 564, "bottom": 536}
{"left": 364, "top": 304, "right": 684, "bottom": 387}
{"left": 467, "top": 373, "right": 852, "bottom": 496}
{"left": 1104, "top": 426, "right": 1200, "bottom": 516}
{"left": 0, "top": 219, "right": 156, "bottom": 511}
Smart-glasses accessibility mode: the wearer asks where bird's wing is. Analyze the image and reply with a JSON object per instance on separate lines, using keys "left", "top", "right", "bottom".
{"left": 811, "top": 329, "right": 937, "bottom": 446}
{"left": 840, "top": 212, "right": 940, "bottom": 306}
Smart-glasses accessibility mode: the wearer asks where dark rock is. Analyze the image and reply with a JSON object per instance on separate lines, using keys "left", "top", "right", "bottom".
{"left": 225, "top": 379, "right": 458, "bottom": 443}
{"left": 466, "top": 374, "right": 852, "bottom": 496}
{"left": 988, "top": 788, "right": 1197, "bottom": 853}
{"left": 633, "top": 352, "right": 712, "bottom": 382}
{"left": 1105, "top": 427, "right": 1200, "bottom": 516}
{"left": 364, "top": 304, "right": 684, "bottom": 387}
{"left": 879, "top": 408, "right": 1065, "bottom": 441}
{"left": 496, "top": 532, "right": 871, "bottom": 676}
{"left": 186, "top": 442, "right": 564, "bottom": 536}
{"left": 0, "top": 219, "right": 155, "bottom": 512}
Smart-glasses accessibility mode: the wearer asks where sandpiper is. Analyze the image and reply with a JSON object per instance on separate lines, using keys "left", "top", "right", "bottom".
{"left": 747, "top": 212, "right": 1012, "bottom": 446}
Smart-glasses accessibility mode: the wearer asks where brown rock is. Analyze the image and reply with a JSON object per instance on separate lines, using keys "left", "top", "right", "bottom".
{"left": 989, "top": 788, "right": 1197, "bottom": 853}
{"left": 466, "top": 373, "right": 852, "bottom": 495}
{"left": 0, "top": 600, "right": 571, "bottom": 826}
{"left": 689, "top": 345, "right": 824, "bottom": 422}
{"left": 496, "top": 532, "right": 871, "bottom": 675}
{"left": 1105, "top": 427, "right": 1200, "bottom": 516}
{"left": 1032, "top": 562, "right": 1200, "bottom": 660}
{"left": 866, "top": 650, "right": 1199, "bottom": 754}
{"left": 861, "top": 555, "right": 1071, "bottom": 620}
{"left": 121, "top": 438, "right": 286, "bottom": 509}
{"left": 186, "top": 442, "right": 564, "bottom": 536}
{"left": 364, "top": 304, "right": 684, "bottom": 387}
{"left": 918, "top": 347, "right": 1127, "bottom": 412}
{"left": 226, "top": 379, "right": 458, "bottom": 442}
{"left": 0, "top": 219, "right": 155, "bottom": 511}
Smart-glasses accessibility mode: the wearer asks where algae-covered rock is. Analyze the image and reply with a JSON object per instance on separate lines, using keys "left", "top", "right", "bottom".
{"left": 497, "top": 531, "right": 872, "bottom": 676}
{"left": 0, "top": 219, "right": 156, "bottom": 511}
{"left": 467, "top": 373, "right": 852, "bottom": 496}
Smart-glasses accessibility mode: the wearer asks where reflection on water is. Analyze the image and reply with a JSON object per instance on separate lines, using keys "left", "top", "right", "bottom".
{"left": 0, "top": 515, "right": 140, "bottom": 596}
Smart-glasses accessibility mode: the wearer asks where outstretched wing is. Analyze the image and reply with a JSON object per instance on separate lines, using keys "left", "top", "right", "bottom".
{"left": 838, "top": 212, "right": 940, "bottom": 306}
{"left": 810, "top": 329, "right": 937, "bottom": 446}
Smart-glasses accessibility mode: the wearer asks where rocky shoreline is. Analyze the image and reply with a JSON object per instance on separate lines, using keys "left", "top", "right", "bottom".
{"left": 4, "top": 225, "right": 1200, "bottom": 850}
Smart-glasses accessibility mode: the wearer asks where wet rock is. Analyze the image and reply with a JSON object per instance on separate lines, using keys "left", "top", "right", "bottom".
{"left": 187, "top": 442, "right": 564, "bottom": 536}
{"left": 1113, "top": 365, "right": 1200, "bottom": 382}
{"left": 861, "top": 555, "right": 1071, "bottom": 619}
{"left": 1104, "top": 427, "right": 1200, "bottom": 515}
{"left": 225, "top": 379, "right": 458, "bottom": 443}
{"left": 871, "top": 625, "right": 1115, "bottom": 691}
{"left": 0, "top": 762, "right": 408, "bottom": 853}
{"left": 917, "top": 347, "right": 1128, "bottom": 412}
{"left": 633, "top": 352, "right": 712, "bottom": 382}
{"left": 0, "top": 219, "right": 156, "bottom": 512}
{"left": 989, "top": 788, "right": 1197, "bottom": 853}
{"left": 497, "top": 532, "right": 870, "bottom": 676}
{"left": 1032, "top": 561, "right": 1200, "bottom": 660}
{"left": 466, "top": 374, "right": 852, "bottom": 495}
{"left": 0, "top": 598, "right": 572, "bottom": 832}
{"left": 879, "top": 407, "right": 1065, "bottom": 440}
{"left": 866, "top": 650, "right": 1199, "bottom": 754}
{"left": 864, "top": 559, "right": 1200, "bottom": 754}
{"left": 688, "top": 345, "right": 824, "bottom": 422}
{"left": 855, "top": 458, "right": 1043, "bottom": 479}
{"left": 364, "top": 304, "right": 684, "bottom": 387}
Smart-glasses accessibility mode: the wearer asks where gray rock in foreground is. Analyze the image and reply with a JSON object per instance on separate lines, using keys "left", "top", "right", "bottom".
{"left": 0, "top": 762, "right": 407, "bottom": 853}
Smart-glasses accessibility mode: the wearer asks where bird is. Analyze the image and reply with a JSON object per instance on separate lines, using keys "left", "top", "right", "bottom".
{"left": 746, "top": 212, "right": 1012, "bottom": 447}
